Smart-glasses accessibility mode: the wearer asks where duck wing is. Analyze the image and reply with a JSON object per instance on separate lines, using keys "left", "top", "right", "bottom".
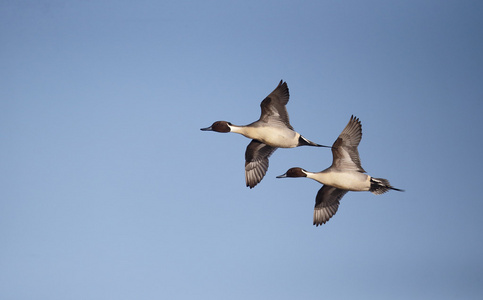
{"left": 330, "top": 115, "right": 365, "bottom": 172}
{"left": 245, "top": 139, "right": 277, "bottom": 188}
{"left": 258, "top": 80, "right": 293, "bottom": 129}
{"left": 313, "top": 185, "right": 348, "bottom": 226}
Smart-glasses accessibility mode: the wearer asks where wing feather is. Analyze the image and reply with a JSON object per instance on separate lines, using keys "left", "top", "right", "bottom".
{"left": 258, "top": 80, "right": 293, "bottom": 129}
{"left": 313, "top": 185, "right": 348, "bottom": 226}
{"left": 331, "top": 115, "right": 365, "bottom": 172}
{"left": 245, "top": 140, "right": 277, "bottom": 188}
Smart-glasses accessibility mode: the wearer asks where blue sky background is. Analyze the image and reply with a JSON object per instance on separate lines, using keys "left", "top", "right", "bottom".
{"left": 1, "top": 0, "right": 482, "bottom": 299}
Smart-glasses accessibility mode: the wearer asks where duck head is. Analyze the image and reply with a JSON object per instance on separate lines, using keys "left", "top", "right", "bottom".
{"left": 200, "top": 121, "right": 232, "bottom": 133}
{"left": 276, "top": 167, "right": 307, "bottom": 178}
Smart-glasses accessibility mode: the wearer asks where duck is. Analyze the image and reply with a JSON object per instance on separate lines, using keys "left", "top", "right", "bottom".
{"left": 277, "top": 115, "right": 403, "bottom": 226}
{"left": 201, "top": 80, "right": 329, "bottom": 188}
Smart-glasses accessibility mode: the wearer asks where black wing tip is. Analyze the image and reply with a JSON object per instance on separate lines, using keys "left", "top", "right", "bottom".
{"left": 245, "top": 175, "right": 261, "bottom": 189}
{"left": 349, "top": 115, "right": 361, "bottom": 125}
{"left": 313, "top": 212, "right": 335, "bottom": 227}
{"left": 276, "top": 79, "right": 289, "bottom": 98}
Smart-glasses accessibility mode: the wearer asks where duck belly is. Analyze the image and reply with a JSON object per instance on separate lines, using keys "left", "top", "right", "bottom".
{"left": 244, "top": 126, "right": 298, "bottom": 148}
{"left": 315, "top": 172, "right": 371, "bottom": 191}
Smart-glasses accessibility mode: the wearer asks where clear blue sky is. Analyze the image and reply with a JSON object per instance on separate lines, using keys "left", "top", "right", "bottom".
{"left": 1, "top": 1, "right": 482, "bottom": 299}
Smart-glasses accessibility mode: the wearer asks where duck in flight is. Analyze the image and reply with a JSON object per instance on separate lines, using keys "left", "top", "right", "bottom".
{"left": 277, "top": 115, "right": 403, "bottom": 226}
{"left": 201, "top": 80, "right": 329, "bottom": 188}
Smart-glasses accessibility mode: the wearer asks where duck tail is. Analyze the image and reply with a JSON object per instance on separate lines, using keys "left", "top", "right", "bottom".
{"left": 370, "top": 177, "right": 404, "bottom": 195}
{"left": 298, "top": 136, "right": 330, "bottom": 148}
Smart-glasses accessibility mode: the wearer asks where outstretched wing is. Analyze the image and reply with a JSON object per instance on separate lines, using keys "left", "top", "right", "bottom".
{"left": 245, "top": 139, "right": 278, "bottom": 188}
{"left": 313, "top": 185, "right": 348, "bottom": 226}
{"left": 258, "top": 80, "right": 293, "bottom": 129}
{"left": 330, "top": 115, "right": 365, "bottom": 172}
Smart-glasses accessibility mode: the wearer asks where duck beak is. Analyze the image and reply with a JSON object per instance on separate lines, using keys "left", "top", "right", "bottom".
{"left": 200, "top": 126, "right": 213, "bottom": 131}
{"left": 276, "top": 173, "right": 287, "bottom": 178}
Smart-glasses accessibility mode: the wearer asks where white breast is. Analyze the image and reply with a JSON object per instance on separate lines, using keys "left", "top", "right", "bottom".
{"left": 234, "top": 126, "right": 299, "bottom": 148}
{"left": 310, "top": 171, "right": 371, "bottom": 191}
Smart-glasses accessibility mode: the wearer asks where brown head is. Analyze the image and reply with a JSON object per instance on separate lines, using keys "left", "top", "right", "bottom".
{"left": 276, "top": 167, "right": 307, "bottom": 178}
{"left": 200, "top": 121, "right": 232, "bottom": 133}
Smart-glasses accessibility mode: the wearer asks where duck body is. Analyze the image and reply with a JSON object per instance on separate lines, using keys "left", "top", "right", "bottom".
{"left": 201, "top": 80, "right": 328, "bottom": 188}
{"left": 308, "top": 169, "right": 371, "bottom": 191}
{"left": 229, "top": 123, "right": 301, "bottom": 148}
{"left": 277, "top": 115, "right": 403, "bottom": 226}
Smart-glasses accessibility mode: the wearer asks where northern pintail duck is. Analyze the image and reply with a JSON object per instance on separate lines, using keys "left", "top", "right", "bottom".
{"left": 277, "top": 115, "right": 403, "bottom": 226}
{"left": 201, "top": 80, "right": 329, "bottom": 188}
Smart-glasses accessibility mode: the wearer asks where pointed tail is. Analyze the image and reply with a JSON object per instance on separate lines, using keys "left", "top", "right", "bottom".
{"left": 370, "top": 177, "right": 404, "bottom": 195}
{"left": 298, "top": 136, "right": 330, "bottom": 148}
